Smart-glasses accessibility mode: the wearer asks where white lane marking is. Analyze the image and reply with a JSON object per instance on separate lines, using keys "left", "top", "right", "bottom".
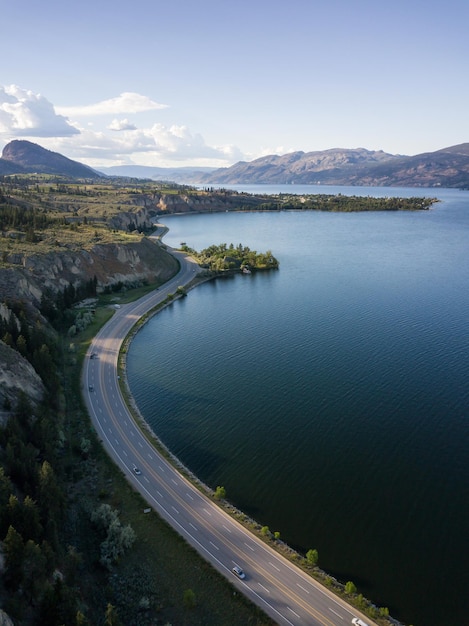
{"left": 147, "top": 453, "right": 153, "bottom": 459}
{"left": 222, "top": 524, "right": 232, "bottom": 533}
{"left": 171, "top": 506, "right": 179, "bottom": 514}
{"left": 189, "top": 522, "right": 198, "bottom": 531}
{"left": 287, "top": 607, "right": 300, "bottom": 619}
{"left": 297, "top": 583, "right": 310, "bottom": 594}
{"left": 329, "top": 608, "right": 343, "bottom": 618}
{"left": 244, "top": 542, "right": 255, "bottom": 552}
{"left": 171, "top": 478, "right": 178, "bottom": 485}
{"left": 144, "top": 476, "right": 150, "bottom": 484}
{"left": 258, "top": 582, "right": 270, "bottom": 594}
{"left": 269, "top": 561, "right": 280, "bottom": 572}
{"left": 130, "top": 430, "right": 135, "bottom": 437}
{"left": 114, "top": 438, "right": 119, "bottom": 445}
{"left": 203, "top": 508, "right": 212, "bottom": 516}
{"left": 186, "top": 493, "right": 194, "bottom": 500}
{"left": 157, "top": 490, "right": 164, "bottom": 498}
{"left": 138, "top": 441, "right": 143, "bottom": 448}
{"left": 159, "top": 465, "right": 166, "bottom": 473}
{"left": 122, "top": 450, "right": 128, "bottom": 457}
{"left": 209, "top": 541, "right": 219, "bottom": 551}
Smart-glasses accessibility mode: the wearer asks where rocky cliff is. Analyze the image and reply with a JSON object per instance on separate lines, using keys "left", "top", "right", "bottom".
{"left": 0, "top": 237, "right": 179, "bottom": 305}
{"left": 0, "top": 340, "right": 45, "bottom": 409}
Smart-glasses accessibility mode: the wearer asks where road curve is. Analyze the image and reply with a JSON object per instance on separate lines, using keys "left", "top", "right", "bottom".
{"left": 82, "top": 244, "right": 375, "bottom": 626}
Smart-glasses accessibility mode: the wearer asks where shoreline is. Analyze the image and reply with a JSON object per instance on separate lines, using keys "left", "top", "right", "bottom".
{"left": 113, "top": 228, "right": 397, "bottom": 626}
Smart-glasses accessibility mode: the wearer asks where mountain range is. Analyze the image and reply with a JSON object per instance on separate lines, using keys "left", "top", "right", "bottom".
{"left": 197, "top": 144, "right": 469, "bottom": 188}
{"left": 2, "top": 140, "right": 469, "bottom": 188}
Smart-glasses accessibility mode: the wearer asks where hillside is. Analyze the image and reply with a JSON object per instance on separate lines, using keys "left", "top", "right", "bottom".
{"left": 2, "top": 140, "right": 469, "bottom": 188}
{"left": 198, "top": 144, "right": 469, "bottom": 188}
{"left": 0, "top": 140, "right": 102, "bottom": 178}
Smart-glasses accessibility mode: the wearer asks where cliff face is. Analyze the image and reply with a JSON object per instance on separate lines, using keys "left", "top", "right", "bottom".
{"left": 0, "top": 340, "right": 45, "bottom": 409}
{"left": 0, "top": 237, "right": 179, "bottom": 304}
{"left": 107, "top": 192, "right": 265, "bottom": 226}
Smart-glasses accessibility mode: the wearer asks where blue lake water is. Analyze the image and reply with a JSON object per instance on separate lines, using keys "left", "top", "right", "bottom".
{"left": 127, "top": 185, "right": 469, "bottom": 626}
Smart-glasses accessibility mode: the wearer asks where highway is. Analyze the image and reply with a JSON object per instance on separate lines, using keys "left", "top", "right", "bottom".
{"left": 82, "top": 246, "right": 375, "bottom": 626}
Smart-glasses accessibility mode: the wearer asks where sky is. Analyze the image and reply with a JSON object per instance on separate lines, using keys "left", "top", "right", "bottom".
{"left": 1, "top": 0, "right": 468, "bottom": 170}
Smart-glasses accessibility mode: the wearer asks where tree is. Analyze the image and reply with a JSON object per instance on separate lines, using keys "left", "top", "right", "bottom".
{"left": 22, "top": 539, "right": 47, "bottom": 602}
{"left": 306, "top": 548, "right": 318, "bottom": 566}
{"left": 91, "top": 504, "right": 136, "bottom": 569}
{"left": 214, "top": 485, "right": 226, "bottom": 500}
{"left": 0, "top": 468, "right": 13, "bottom": 534}
{"left": 345, "top": 580, "right": 357, "bottom": 594}
{"left": 3, "top": 525, "right": 24, "bottom": 588}
{"left": 183, "top": 588, "right": 196, "bottom": 609}
{"left": 38, "top": 460, "right": 64, "bottom": 525}
{"left": 104, "top": 603, "right": 121, "bottom": 626}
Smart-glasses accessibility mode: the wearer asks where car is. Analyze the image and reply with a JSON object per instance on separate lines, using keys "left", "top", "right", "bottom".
{"left": 133, "top": 465, "right": 141, "bottom": 475}
{"left": 232, "top": 565, "right": 245, "bottom": 579}
{"left": 88, "top": 385, "right": 94, "bottom": 392}
{"left": 352, "top": 618, "right": 370, "bottom": 626}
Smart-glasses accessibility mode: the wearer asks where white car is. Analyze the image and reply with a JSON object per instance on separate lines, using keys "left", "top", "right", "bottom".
{"left": 232, "top": 565, "right": 245, "bottom": 579}
{"left": 133, "top": 465, "right": 141, "bottom": 475}
{"left": 352, "top": 618, "right": 369, "bottom": 626}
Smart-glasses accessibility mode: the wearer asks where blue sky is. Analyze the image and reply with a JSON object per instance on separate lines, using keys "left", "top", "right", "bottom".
{"left": 1, "top": 0, "right": 468, "bottom": 169}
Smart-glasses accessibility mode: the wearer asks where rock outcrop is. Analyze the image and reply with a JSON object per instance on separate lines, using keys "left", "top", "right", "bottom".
{"left": 0, "top": 340, "right": 45, "bottom": 409}
{"left": 0, "top": 237, "right": 179, "bottom": 304}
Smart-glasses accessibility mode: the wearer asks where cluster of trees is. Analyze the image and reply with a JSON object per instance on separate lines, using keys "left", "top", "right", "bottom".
{"left": 0, "top": 392, "right": 79, "bottom": 623}
{"left": 0, "top": 300, "right": 133, "bottom": 624}
{"left": 90, "top": 504, "right": 136, "bottom": 570}
{"left": 181, "top": 242, "right": 279, "bottom": 272}
{"left": 253, "top": 194, "right": 437, "bottom": 212}
{"left": 40, "top": 277, "right": 98, "bottom": 330}
{"left": 0, "top": 203, "right": 51, "bottom": 231}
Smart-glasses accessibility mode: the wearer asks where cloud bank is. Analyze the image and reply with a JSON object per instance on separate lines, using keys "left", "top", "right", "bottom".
{"left": 0, "top": 85, "right": 79, "bottom": 137}
{"left": 0, "top": 85, "right": 244, "bottom": 168}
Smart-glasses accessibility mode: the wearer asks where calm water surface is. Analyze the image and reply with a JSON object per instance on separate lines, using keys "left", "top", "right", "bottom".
{"left": 127, "top": 186, "right": 469, "bottom": 626}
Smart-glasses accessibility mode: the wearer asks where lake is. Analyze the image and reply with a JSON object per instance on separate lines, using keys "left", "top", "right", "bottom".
{"left": 127, "top": 185, "right": 469, "bottom": 626}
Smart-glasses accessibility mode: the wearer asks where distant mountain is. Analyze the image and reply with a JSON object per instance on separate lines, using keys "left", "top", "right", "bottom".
{"left": 198, "top": 144, "right": 469, "bottom": 188}
{"left": 0, "top": 140, "right": 102, "bottom": 179}
{"left": 2, "top": 140, "right": 469, "bottom": 188}
{"left": 98, "top": 164, "right": 217, "bottom": 183}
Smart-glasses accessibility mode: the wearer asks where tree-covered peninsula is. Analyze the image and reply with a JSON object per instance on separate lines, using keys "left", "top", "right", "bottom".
{"left": 248, "top": 193, "right": 438, "bottom": 212}
{"left": 180, "top": 242, "right": 279, "bottom": 272}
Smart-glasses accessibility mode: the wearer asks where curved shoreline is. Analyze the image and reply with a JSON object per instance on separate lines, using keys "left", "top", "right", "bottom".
{"left": 113, "top": 228, "right": 393, "bottom": 626}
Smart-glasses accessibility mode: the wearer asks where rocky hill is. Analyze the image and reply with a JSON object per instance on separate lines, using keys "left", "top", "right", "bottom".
{"left": 0, "top": 140, "right": 102, "bottom": 178}
{"left": 0, "top": 236, "right": 179, "bottom": 305}
{"left": 198, "top": 144, "right": 469, "bottom": 188}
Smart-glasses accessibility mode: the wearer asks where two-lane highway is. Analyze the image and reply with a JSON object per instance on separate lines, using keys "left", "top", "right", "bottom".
{"left": 82, "top": 246, "right": 375, "bottom": 626}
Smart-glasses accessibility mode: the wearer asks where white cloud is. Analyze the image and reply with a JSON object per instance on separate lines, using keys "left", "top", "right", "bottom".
{"left": 0, "top": 84, "right": 79, "bottom": 137}
{"left": 57, "top": 92, "right": 168, "bottom": 117}
{"left": 108, "top": 118, "right": 137, "bottom": 131}
{"left": 0, "top": 85, "right": 244, "bottom": 168}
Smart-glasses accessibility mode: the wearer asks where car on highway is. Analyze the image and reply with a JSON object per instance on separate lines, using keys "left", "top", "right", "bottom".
{"left": 232, "top": 565, "right": 245, "bottom": 579}
{"left": 352, "top": 618, "right": 369, "bottom": 626}
{"left": 133, "top": 465, "right": 141, "bottom": 475}
{"left": 88, "top": 385, "right": 94, "bottom": 392}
